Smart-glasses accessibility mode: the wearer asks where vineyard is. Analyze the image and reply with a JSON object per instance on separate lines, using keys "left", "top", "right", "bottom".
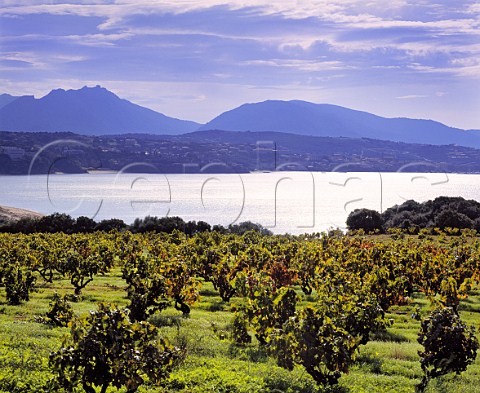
{"left": 0, "top": 229, "right": 480, "bottom": 392}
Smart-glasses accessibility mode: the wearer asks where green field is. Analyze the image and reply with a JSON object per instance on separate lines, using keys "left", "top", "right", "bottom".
{"left": 0, "top": 231, "right": 479, "bottom": 392}
{"left": 0, "top": 271, "right": 479, "bottom": 392}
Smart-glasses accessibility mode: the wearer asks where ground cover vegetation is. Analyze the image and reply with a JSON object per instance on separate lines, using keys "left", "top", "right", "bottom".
{"left": 0, "top": 223, "right": 479, "bottom": 392}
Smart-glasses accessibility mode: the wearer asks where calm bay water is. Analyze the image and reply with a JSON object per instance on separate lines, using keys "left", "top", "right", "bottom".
{"left": 1, "top": 172, "right": 479, "bottom": 234}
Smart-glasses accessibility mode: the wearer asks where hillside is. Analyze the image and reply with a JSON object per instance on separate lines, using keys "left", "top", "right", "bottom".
{"left": 0, "top": 86, "right": 200, "bottom": 135}
{"left": 2, "top": 130, "right": 480, "bottom": 175}
{"left": 0, "top": 205, "right": 43, "bottom": 224}
{"left": 1, "top": 88, "right": 479, "bottom": 148}
{"left": 199, "top": 100, "right": 480, "bottom": 148}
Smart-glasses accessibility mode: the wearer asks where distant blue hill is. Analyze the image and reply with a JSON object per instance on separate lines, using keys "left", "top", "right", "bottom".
{"left": 198, "top": 100, "right": 480, "bottom": 148}
{"left": 0, "top": 86, "right": 200, "bottom": 135}
{"left": 0, "top": 94, "right": 20, "bottom": 110}
{"left": 1, "top": 89, "right": 479, "bottom": 148}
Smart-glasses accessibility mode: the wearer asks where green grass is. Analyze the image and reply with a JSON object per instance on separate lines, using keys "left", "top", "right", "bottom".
{"left": 0, "top": 272, "right": 479, "bottom": 392}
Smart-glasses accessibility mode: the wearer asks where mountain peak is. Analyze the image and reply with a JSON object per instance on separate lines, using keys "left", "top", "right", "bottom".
{"left": 0, "top": 86, "right": 201, "bottom": 135}
{"left": 0, "top": 93, "right": 21, "bottom": 110}
{"left": 44, "top": 85, "right": 116, "bottom": 99}
{"left": 43, "top": 88, "right": 66, "bottom": 98}
{"left": 199, "top": 100, "right": 480, "bottom": 148}
{"left": 78, "top": 85, "right": 112, "bottom": 94}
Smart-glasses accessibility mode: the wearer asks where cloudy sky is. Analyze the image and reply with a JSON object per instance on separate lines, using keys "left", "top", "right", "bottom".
{"left": 1, "top": 1, "right": 479, "bottom": 129}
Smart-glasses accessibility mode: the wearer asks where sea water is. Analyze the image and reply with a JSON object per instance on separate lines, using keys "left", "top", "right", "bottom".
{"left": 0, "top": 172, "right": 479, "bottom": 234}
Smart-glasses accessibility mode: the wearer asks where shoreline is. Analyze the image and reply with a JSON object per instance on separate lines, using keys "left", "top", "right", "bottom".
{"left": 0, "top": 205, "right": 44, "bottom": 222}
{"left": 1, "top": 170, "right": 480, "bottom": 177}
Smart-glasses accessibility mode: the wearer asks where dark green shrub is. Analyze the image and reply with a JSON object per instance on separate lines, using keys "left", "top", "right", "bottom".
{"left": 346, "top": 209, "right": 383, "bottom": 233}
{"left": 381, "top": 197, "right": 480, "bottom": 230}
{"left": 434, "top": 209, "right": 473, "bottom": 230}
{"left": 416, "top": 307, "right": 478, "bottom": 392}
{"left": 227, "top": 222, "right": 273, "bottom": 236}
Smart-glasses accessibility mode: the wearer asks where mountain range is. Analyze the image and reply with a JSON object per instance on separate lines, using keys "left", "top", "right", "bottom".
{"left": 0, "top": 87, "right": 200, "bottom": 135}
{"left": 1, "top": 86, "right": 479, "bottom": 148}
{"left": 199, "top": 100, "right": 480, "bottom": 148}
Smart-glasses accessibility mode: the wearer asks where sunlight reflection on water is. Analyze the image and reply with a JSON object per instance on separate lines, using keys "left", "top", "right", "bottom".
{"left": 0, "top": 171, "right": 478, "bottom": 234}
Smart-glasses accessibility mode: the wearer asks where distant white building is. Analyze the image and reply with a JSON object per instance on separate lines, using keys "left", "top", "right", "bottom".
{"left": 0, "top": 146, "right": 25, "bottom": 160}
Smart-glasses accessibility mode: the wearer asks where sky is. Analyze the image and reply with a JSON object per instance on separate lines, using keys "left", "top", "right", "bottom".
{"left": 1, "top": 1, "right": 480, "bottom": 129}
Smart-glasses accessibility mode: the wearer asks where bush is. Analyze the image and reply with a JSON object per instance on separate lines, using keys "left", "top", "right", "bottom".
{"left": 416, "top": 307, "right": 478, "bottom": 392}
{"left": 228, "top": 221, "right": 273, "bottom": 236}
{"left": 2, "top": 263, "right": 36, "bottom": 305}
{"left": 122, "top": 253, "right": 169, "bottom": 322}
{"left": 73, "top": 216, "right": 96, "bottom": 233}
{"left": 45, "top": 292, "right": 74, "bottom": 327}
{"left": 50, "top": 303, "right": 182, "bottom": 393}
{"left": 381, "top": 197, "right": 480, "bottom": 231}
{"left": 231, "top": 310, "right": 252, "bottom": 345}
{"left": 131, "top": 216, "right": 186, "bottom": 233}
{"left": 95, "top": 218, "right": 127, "bottom": 232}
{"left": 271, "top": 305, "right": 357, "bottom": 386}
{"left": 346, "top": 209, "right": 383, "bottom": 233}
{"left": 434, "top": 209, "right": 473, "bottom": 230}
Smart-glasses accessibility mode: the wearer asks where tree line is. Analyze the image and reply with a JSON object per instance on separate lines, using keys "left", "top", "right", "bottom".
{"left": 347, "top": 196, "right": 480, "bottom": 233}
{"left": 0, "top": 212, "right": 272, "bottom": 236}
